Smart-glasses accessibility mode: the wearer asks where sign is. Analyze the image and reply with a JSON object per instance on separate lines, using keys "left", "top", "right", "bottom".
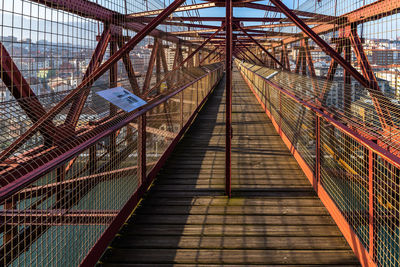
{"left": 266, "top": 71, "right": 278, "bottom": 79}
{"left": 96, "top": 87, "right": 147, "bottom": 112}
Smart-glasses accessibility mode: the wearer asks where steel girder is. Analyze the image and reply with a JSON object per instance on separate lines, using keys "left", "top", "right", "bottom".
{"left": 0, "top": 0, "right": 188, "bottom": 186}
{"left": 269, "top": 0, "right": 397, "bottom": 129}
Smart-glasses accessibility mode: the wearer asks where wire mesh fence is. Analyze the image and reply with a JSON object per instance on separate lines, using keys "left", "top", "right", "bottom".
{"left": 237, "top": 59, "right": 400, "bottom": 267}
{"left": 0, "top": 0, "right": 223, "bottom": 264}
{"left": 0, "top": 61, "right": 222, "bottom": 266}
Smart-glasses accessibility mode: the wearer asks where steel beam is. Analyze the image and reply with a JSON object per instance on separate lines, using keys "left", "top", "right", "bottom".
{"left": 276, "top": 0, "right": 400, "bottom": 47}
{"left": 143, "top": 39, "right": 160, "bottom": 94}
{"left": 138, "top": 115, "right": 146, "bottom": 185}
{"left": 132, "top": 16, "right": 321, "bottom": 23}
{"left": 236, "top": 47, "right": 258, "bottom": 65}
{"left": 129, "top": 2, "right": 218, "bottom": 17}
{"left": 237, "top": 42, "right": 264, "bottom": 65}
{"left": 344, "top": 40, "right": 352, "bottom": 117}
{"left": 65, "top": 26, "right": 111, "bottom": 130}
{"left": 225, "top": 0, "right": 232, "bottom": 197}
{"left": 320, "top": 42, "right": 343, "bottom": 103}
{"left": 159, "top": 40, "right": 173, "bottom": 89}
{"left": 302, "top": 39, "right": 320, "bottom": 94}
{"left": 117, "top": 38, "right": 141, "bottom": 95}
{"left": 235, "top": 23, "right": 285, "bottom": 69}
{"left": 348, "top": 26, "right": 395, "bottom": 127}
{"left": 127, "top": 2, "right": 330, "bottom": 19}
{"left": 0, "top": 43, "right": 56, "bottom": 143}
{"left": 269, "top": 0, "right": 396, "bottom": 128}
{"left": 142, "top": 26, "right": 224, "bottom": 97}
{"left": 282, "top": 45, "right": 290, "bottom": 71}
{"left": 0, "top": 0, "right": 187, "bottom": 170}
{"left": 243, "top": 2, "right": 336, "bottom": 20}
{"left": 199, "top": 45, "right": 219, "bottom": 65}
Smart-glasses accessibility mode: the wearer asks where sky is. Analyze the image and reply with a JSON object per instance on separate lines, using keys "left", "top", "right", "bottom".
{"left": 185, "top": 0, "right": 295, "bottom": 27}
{"left": 1, "top": 0, "right": 398, "bottom": 42}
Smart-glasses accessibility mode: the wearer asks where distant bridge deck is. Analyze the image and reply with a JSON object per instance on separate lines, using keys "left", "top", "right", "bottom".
{"left": 99, "top": 67, "right": 360, "bottom": 266}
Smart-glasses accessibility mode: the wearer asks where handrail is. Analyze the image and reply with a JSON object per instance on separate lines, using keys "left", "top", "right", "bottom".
{"left": 236, "top": 59, "right": 400, "bottom": 267}
{"left": 0, "top": 63, "right": 223, "bottom": 266}
{"left": 237, "top": 61, "right": 400, "bottom": 169}
{"left": 0, "top": 65, "right": 223, "bottom": 203}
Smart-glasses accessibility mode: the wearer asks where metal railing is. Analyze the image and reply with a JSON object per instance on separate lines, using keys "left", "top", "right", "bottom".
{"left": 0, "top": 63, "right": 223, "bottom": 266}
{"left": 237, "top": 60, "right": 400, "bottom": 267}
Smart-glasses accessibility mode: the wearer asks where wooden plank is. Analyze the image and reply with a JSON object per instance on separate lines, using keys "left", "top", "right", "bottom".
{"left": 113, "top": 235, "right": 350, "bottom": 250}
{"left": 151, "top": 184, "right": 312, "bottom": 190}
{"left": 130, "top": 214, "right": 336, "bottom": 225}
{"left": 146, "top": 190, "right": 318, "bottom": 198}
{"left": 155, "top": 178, "right": 310, "bottom": 185}
{"left": 105, "top": 249, "right": 359, "bottom": 265}
{"left": 121, "top": 224, "right": 345, "bottom": 237}
{"left": 156, "top": 173, "right": 306, "bottom": 179}
{"left": 135, "top": 205, "right": 330, "bottom": 216}
{"left": 101, "top": 67, "right": 359, "bottom": 266}
{"left": 142, "top": 196, "right": 324, "bottom": 207}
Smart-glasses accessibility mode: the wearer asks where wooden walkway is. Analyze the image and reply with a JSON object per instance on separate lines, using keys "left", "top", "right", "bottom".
{"left": 99, "top": 67, "right": 360, "bottom": 266}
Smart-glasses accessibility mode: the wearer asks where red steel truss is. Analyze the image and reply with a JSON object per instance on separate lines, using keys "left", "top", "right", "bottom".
{"left": 1, "top": 0, "right": 400, "bottom": 266}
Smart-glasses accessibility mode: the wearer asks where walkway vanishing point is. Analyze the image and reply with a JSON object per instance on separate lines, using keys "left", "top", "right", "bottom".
{"left": 98, "top": 66, "right": 360, "bottom": 266}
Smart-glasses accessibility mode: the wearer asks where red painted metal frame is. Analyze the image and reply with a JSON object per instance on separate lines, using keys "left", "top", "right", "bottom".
{"left": 225, "top": 0, "right": 233, "bottom": 197}
{"left": 236, "top": 46, "right": 258, "bottom": 65}
{"left": 132, "top": 16, "right": 322, "bottom": 23}
{"left": 117, "top": 37, "right": 141, "bottom": 95}
{"left": 300, "top": 39, "right": 320, "bottom": 94}
{"left": 269, "top": 0, "right": 395, "bottom": 129}
{"left": 239, "top": 40, "right": 265, "bottom": 65}
{"left": 282, "top": 45, "right": 290, "bottom": 71}
{"left": 143, "top": 39, "right": 160, "bottom": 93}
{"left": 0, "top": 64, "right": 222, "bottom": 201}
{"left": 368, "top": 144, "right": 376, "bottom": 261}
{"left": 30, "top": 0, "right": 200, "bottom": 47}
{"left": 240, "top": 64, "right": 400, "bottom": 172}
{"left": 127, "top": 2, "right": 332, "bottom": 19}
{"left": 315, "top": 115, "right": 321, "bottom": 192}
{"left": 343, "top": 40, "right": 352, "bottom": 117}
{"left": 320, "top": 41, "right": 343, "bottom": 103}
{"left": 235, "top": 23, "right": 285, "bottom": 69}
{"left": 138, "top": 114, "right": 146, "bottom": 185}
{"left": 65, "top": 26, "right": 112, "bottom": 129}
{"left": 276, "top": 0, "right": 400, "bottom": 47}
{"left": 237, "top": 62, "right": 400, "bottom": 267}
{"left": 159, "top": 40, "right": 173, "bottom": 88}
{"left": 142, "top": 26, "right": 224, "bottom": 98}
{"left": 348, "top": 27, "right": 395, "bottom": 126}
{"left": 0, "top": 0, "right": 187, "bottom": 165}
{"left": 80, "top": 67, "right": 223, "bottom": 266}
{"left": 200, "top": 45, "right": 220, "bottom": 65}
{"left": 209, "top": 48, "right": 223, "bottom": 63}
{"left": 0, "top": 43, "right": 56, "bottom": 142}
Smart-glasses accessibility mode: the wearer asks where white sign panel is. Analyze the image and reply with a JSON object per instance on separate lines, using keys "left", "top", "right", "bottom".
{"left": 266, "top": 71, "right": 278, "bottom": 79}
{"left": 96, "top": 87, "right": 147, "bottom": 112}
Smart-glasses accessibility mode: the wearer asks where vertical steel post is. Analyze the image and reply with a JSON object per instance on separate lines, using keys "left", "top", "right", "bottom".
{"left": 315, "top": 115, "right": 321, "bottom": 192}
{"left": 368, "top": 146, "right": 376, "bottom": 260}
{"left": 225, "top": 0, "right": 232, "bottom": 197}
{"left": 109, "top": 41, "right": 118, "bottom": 159}
{"left": 156, "top": 45, "right": 161, "bottom": 93}
{"left": 180, "top": 91, "right": 184, "bottom": 129}
{"left": 138, "top": 114, "right": 147, "bottom": 185}
{"left": 294, "top": 48, "right": 302, "bottom": 73}
{"left": 56, "top": 166, "right": 66, "bottom": 208}
{"left": 279, "top": 91, "right": 282, "bottom": 131}
{"left": 344, "top": 41, "right": 352, "bottom": 117}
